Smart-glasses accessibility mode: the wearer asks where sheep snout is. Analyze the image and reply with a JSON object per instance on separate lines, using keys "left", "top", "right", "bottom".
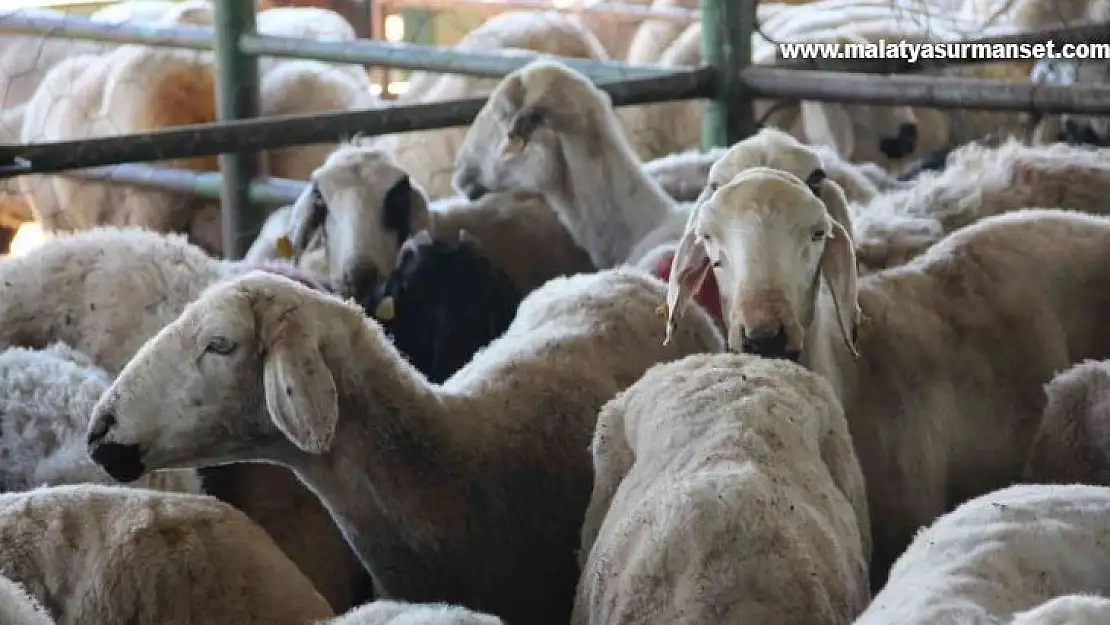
{"left": 730, "top": 289, "right": 804, "bottom": 361}
{"left": 88, "top": 441, "right": 146, "bottom": 484}
{"left": 879, "top": 122, "right": 919, "bottom": 160}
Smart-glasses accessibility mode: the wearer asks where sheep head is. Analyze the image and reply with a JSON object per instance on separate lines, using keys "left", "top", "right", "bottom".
{"left": 662, "top": 167, "right": 859, "bottom": 362}
{"left": 453, "top": 58, "right": 617, "bottom": 201}
{"left": 286, "top": 143, "right": 433, "bottom": 300}
{"left": 87, "top": 272, "right": 354, "bottom": 483}
{"left": 695, "top": 127, "right": 826, "bottom": 206}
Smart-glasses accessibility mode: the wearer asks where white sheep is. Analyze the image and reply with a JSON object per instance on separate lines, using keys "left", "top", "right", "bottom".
{"left": 0, "top": 573, "right": 54, "bottom": 625}
{"left": 381, "top": 11, "right": 611, "bottom": 199}
{"left": 322, "top": 601, "right": 504, "bottom": 624}
{"left": 0, "top": 484, "right": 335, "bottom": 624}
{"left": 852, "top": 138, "right": 1110, "bottom": 271}
{"left": 454, "top": 59, "right": 688, "bottom": 269}
{"left": 0, "top": 226, "right": 369, "bottom": 612}
{"left": 1021, "top": 360, "right": 1110, "bottom": 486}
{"left": 566, "top": 0, "right": 656, "bottom": 60}
{"left": 617, "top": 23, "right": 927, "bottom": 164}
{"left": 624, "top": 0, "right": 698, "bottom": 64}
{"left": 85, "top": 266, "right": 723, "bottom": 625}
{"left": 1010, "top": 594, "right": 1110, "bottom": 625}
{"left": 17, "top": 40, "right": 378, "bottom": 256}
{"left": 573, "top": 353, "right": 871, "bottom": 625}
{"left": 640, "top": 148, "right": 727, "bottom": 203}
{"left": 0, "top": 341, "right": 200, "bottom": 494}
{"left": 660, "top": 165, "right": 1110, "bottom": 588}
{"left": 854, "top": 484, "right": 1110, "bottom": 625}
{"left": 277, "top": 142, "right": 593, "bottom": 298}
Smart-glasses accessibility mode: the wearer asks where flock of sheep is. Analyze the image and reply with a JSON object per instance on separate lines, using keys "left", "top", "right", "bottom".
{"left": 2, "top": 0, "right": 1110, "bottom": 623}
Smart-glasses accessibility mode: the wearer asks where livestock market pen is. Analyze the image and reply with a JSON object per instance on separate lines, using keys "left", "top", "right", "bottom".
{"left": 1, "top": 0, "right": 1109, "bottom": 259}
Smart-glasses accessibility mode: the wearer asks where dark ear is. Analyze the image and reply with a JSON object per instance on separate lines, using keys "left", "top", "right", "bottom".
{"left": 805, "top": 168, "right": 827, "bottom": 196}
{"left": 500, "top": 107, "right": 545, "bottom": 158}
{"left": 260, "top": 316, "right": 339, "bottom": 454}
{"left": 382, "top": 175, "right": 432, "bottom": 248}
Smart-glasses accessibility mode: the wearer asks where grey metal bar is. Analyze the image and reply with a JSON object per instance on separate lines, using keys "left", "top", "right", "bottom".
{"left": 1, "top": 68, "right": 713, "bottom": 178}
{"left": 213, "top": 0, "right": 262, "bottom": 260}
{"left": 0, "top": 12, "right": 676, "bottom": 81}
{"left": 701, "top": 0, "right": 758, "bottom": 148}
{"left": 66, "top": 164, "right": 304, "bottom": 206}
{"left": 237, "top": 33, "right": 677, "bottom": 81}
{"left": 0, "top": 12, "right": 214, "bottom": 50}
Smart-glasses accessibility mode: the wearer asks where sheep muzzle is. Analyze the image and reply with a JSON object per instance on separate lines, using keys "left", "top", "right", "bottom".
{"left": 729, "top": 289, "right": 804, "bottom": 360}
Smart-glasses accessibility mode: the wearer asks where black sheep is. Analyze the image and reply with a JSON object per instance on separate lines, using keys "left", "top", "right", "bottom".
{"left": 364, "top": 230, "right": 522, "bottom": 384}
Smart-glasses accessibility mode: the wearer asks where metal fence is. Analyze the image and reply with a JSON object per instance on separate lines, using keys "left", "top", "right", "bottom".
{"left": 2, "top": 0, "right": 1110, "bottom": 258}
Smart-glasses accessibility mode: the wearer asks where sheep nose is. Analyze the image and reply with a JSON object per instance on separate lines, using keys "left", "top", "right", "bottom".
{"left": 89, "top": 442, "right": 146, "bottom": 483}
{"left": 453, "top": 170, "right": 489, "bottom": 201}
{"left": 739, "top": 324, "right": 790, "bottom": 359}
{"left": 1061, "top": 118, "right": 1102, "bottom": 146}
{"left": 879, "top": 122, "right": 919, "bottom": 159}
{"left": 87, "top": 409, "right": 117, "bottom": 446}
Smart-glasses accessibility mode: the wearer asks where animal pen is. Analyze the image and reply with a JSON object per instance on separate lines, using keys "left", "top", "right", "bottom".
{"left": 2, "top": 0, "right": 1110, "bottom": 259}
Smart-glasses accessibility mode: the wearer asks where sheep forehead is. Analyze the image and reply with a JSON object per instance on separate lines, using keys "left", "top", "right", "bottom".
{"left": 316, "top": 147, "right": 405, "bottom": 193}
{"left": 704, "top": 169, "right": 825, "bottom": 228}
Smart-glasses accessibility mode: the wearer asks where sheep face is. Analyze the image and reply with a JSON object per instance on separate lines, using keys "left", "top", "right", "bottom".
{"left": 1031, "top": 58, "right": 1110, "bottom": 146}
{"left": 664, "top": 167, "right": 858, "bottom": 361}
{"left": 287, "top": 144, "right": 433, "bottom": 299}
{"left": 87, "top": 273, "right": 342, "bottom": 483}
{"left": 452, "top": 59, "right": 614, "bottom": 200}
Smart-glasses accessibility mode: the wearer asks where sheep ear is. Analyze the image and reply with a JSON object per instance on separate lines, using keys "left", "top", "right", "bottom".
{"left": 661, "top": 230, "right": 713, "bottom": 346}
{"left": 801, "top": 102, "right": 855, "bottom": 160}
{"left": 818, "top": 178, "right": 854, "bottom": 236}
{"left": 287, "top": 183, "right": 326, "bottom": 259}
{"left": 820, "top": 220, "right": 861, "bottom": 358}
{"left": 262, "top": 337, "right": 339, "bottom": 454}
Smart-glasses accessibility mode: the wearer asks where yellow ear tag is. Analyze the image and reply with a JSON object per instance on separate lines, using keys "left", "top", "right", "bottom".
{"left": 275, "top": 235, "right": 295, "bottom": 259}
{"left": 500, "top": 135, "right": 526, "bottom": 160}
{"left": 375, "top": 296, "right": 395, "bottom": 321}
{"left": 655, "top": 302, "right": 668, "bottom": 318}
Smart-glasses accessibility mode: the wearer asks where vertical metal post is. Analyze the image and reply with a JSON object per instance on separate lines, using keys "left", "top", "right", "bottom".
{"left": 700, "top": 0, "right": 758, "bottom": 149}
{"left": 214, "top": 0, "right": 263, "bottom": 259}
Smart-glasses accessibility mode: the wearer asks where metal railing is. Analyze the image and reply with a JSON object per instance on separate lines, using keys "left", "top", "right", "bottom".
{"left": 2, "top": 0, "right": 1110, "bottom": 257}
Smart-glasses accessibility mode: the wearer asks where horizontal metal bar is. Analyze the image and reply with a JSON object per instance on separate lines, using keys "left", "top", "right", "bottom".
{"left": 1, "top": 67, "right": 713, "bottom": 178}
{"left": 0, "top": 11, "right": 214, "bottom": 50}
{"left": 67, "top": 164, "right": 304, "bottom": 205}
{"left": 741, "top": 66, "right": 1106, "bottom": 112}
{"left": 379, "top": 0, "right": 699, "bottom": 23}
{"left": 238, "top": 33, "right": 678, "bottom": 80}
{"left": 0, "top": 12, "right": 677, "bottom": 81}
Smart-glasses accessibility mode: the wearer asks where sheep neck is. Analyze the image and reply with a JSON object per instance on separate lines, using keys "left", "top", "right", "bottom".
{"left": 280, "top": 313, "right": 480, "bottom": 598}
{"left": 801, "top": 286, "right": 860, "bottom": 408}
{"left": 546, "top": 117, "right": 676, "bottom": 268}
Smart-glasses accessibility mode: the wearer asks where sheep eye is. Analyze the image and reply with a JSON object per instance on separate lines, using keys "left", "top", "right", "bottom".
{"left": 811, "top": 229, "right": 827, "bottom": 242}
{"left": 204, "top": 336, "right": 237, "bottom": 356}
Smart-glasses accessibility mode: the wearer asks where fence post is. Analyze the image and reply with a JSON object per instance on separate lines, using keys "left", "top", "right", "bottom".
{"left": 701, "top": 0, "right": 758, "bottom": 149}
{"left": 214, "top": 0, "right": 263, "bottom": 260}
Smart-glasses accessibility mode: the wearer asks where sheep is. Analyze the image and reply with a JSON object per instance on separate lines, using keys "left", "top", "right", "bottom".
{"left": 382, "top": 11, "right": 611, "bottom": 199}
{"left": 617, "top": 22, "right": 927, "bottom": 164}
{"left": 281, "top": 142, "right": 594, "bottom": 299}
{"left": 573, "top": 353, "right": 871, "bottom": 625}
{"left": 362, "top": 229, "right": 521, "bottom": 385}
{"left": 624, "top": 0, "right": 699, "bottom": 64}
{"left": 1021, "top": 360, "right": 1110, "bottom": 486}
{"left": 0, "top": 226, "right": 370, "bottom": 613}
{"left": 0, "top": 341, "right": 201, "bottom": 494}
{"left": 566, "top": 0, "right": 655, "bottom": 60}
{"left": 85, "top": 266, "right": 724, "bottom": 625}
{"left": 0, "top": 484, "right": 335, "bottom": 624}
{"left": 660, "top": 166, "right": 1110, "bottom": 588}
{"left": 853, "top": 484, "right": 1110, "bottom": 625}
{"left": 852, "top": 138, "right": 1110, "bottom": 271}
{"left": 702, "top": 127, "right": 900, "bottom": 205}
{"left": 453, "top": 59, "right": 688, "bottom": 269}
{"left": 322, "top": 601, "right": 503, "bottom": 625}
{"left": 0, "top": 573, "right": 54, "bottom": 625}
{"left": 640, "top": 148, "right": 727, "bottom": 203}
{"left": 1010, "top": 594, "right": 1110, "bottom": 625}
